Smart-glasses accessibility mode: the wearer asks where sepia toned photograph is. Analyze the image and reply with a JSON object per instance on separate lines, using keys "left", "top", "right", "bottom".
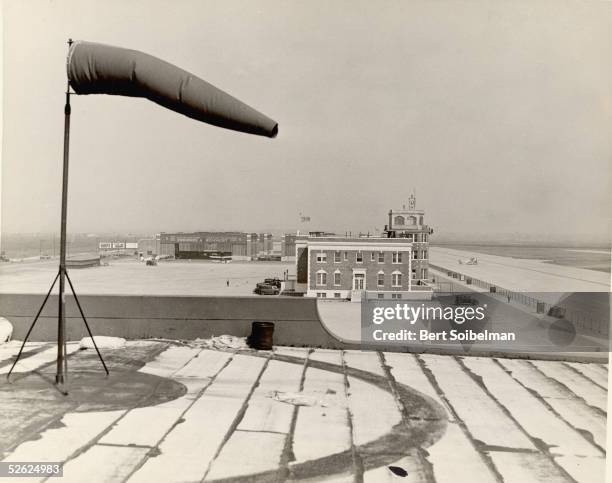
{"left": 0, "top": 1, "right": 610, "bottom": 481}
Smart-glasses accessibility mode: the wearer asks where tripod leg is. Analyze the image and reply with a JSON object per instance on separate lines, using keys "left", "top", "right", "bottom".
{"left": 6, "top": 270, "right": 61, "bottom": 381}
{"left": 65, "top": 271, "right": 109, "bottom": 375}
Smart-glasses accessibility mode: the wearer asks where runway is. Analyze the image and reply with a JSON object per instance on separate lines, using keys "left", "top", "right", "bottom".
{"left": 429, "top": 246, "right": 610, "bottom": 294}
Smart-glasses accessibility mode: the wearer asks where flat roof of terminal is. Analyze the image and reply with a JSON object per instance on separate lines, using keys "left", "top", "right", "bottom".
{"left": 297, "top": 236, "right": 418, "bottom": 244}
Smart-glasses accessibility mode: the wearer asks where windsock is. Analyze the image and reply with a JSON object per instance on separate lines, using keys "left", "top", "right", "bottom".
{"left": 67, "top": 41, "right": 278, "bottom": 138}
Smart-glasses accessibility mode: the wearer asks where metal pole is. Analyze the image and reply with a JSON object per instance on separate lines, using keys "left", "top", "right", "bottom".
{"left": 56, "top": 74, "right": 72, "bottom": 386}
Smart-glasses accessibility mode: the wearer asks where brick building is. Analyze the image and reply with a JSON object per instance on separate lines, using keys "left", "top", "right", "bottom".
{"left": 296, "top": 236, "right": 432, "bottom": 300}
{"left": 294, "top": 195, "right": 433, "bottom": 300}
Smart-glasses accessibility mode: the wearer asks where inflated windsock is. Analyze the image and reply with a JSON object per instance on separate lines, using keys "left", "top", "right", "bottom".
{"left": 67, "top": 41, "right": 278, "bottom": 138}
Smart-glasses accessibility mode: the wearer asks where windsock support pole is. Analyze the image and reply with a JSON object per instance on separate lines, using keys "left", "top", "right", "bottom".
{"left": 7, "top": 40, "right": 109, "bottom": 391}
{"left": 56, "top": 86, "right": 71, "bottom": 387}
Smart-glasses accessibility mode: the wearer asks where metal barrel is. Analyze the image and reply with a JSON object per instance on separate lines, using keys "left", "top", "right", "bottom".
{"left": 249, "top": 321, "right": 275, "bottom": 350}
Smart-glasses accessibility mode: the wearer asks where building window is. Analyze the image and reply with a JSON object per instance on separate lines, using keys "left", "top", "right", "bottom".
{"left": 413, "top": 251, "right": 418, "bottom": 260}
{"left": 412, "top": 269, "right": 417, "bottom": 279}
{"left": 422, "top": 250, "right": 428, "bottom": 260}
{"left": 423, "top": 234, "right": 428, "bottom": 242}
{"left": 392, "top": 252, "right": 402, "bottom": 264}
{"left": 317, "top": 292, "right": 327, "bottom": 298}
{"left": 392, "top": 271, "right": 402, "bottom": 287}
{"left": 377, "top": 293, "right": 385, "bottom": 299}
{"left": 317, "top": 271, "right": 327, "bottom": 286}
{"left": 378, "top": 252, "right": 384, "bottom": 263}
{"left": 343, "top": 251, "right": 348, "bottom": 261}
{"left": 317, "top": 252, "right": 327, "bottom": 263}
{"left": 391, "top": 293, "right": 402, "bottom": 299}
{"left": 421, "top": 268, "right": 427, "bottom": 279}
{"left": 394, "top": 215, "right": 405, "bottom": 226}
{"left": 370, "top": 252, "right": 376, "bottom": 262}
{"left": 334, "top": 271, "right": 341, "bottom": 286}
{"left": 377, "top": 271, "right": 385, "bottom": 287}
{"left": 334, "top": 251, "right": 341, "bottom": 263}
{"left": 334, "top": 292, "right": 341, "bottom": 298}
{"left": 356, "top": 251, "right": 363, "bottom": 263}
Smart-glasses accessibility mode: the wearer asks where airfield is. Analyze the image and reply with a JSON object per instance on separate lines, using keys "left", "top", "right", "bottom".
{"left": 429, "top": 247, "right": 610, "bottom": 297}
{"left": 0, "top": 258, "right": 293, "bottom": 296}
{"left": 0, "top": 246, "right": 608, "bottom": 297}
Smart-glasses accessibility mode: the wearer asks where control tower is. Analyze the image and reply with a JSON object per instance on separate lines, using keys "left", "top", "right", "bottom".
{"left": 383, "top": 194, "right": 433, "bottom": 281}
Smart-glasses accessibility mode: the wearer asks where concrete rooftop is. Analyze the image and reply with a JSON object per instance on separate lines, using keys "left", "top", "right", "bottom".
{"left": 0, "top": 340, "right": 607, "bottom": 482}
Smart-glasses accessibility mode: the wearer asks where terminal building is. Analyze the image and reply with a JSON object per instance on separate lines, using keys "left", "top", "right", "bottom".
{"left": 294, "top": 195, "right": 433, "bottom": 300}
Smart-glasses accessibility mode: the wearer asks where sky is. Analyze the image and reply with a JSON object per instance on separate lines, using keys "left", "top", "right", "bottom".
{"left": 1, "top": 0, "right": 610, "bottom": 243}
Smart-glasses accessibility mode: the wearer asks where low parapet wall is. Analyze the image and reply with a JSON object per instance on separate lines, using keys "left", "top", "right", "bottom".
{"left": 0, "top": 294, "right": 605, "bottom": 362}
{"left": 0, "top": 294, "right": 345, "bottom": 348}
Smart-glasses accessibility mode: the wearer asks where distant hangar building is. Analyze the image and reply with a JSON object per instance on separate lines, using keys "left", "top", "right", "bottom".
{"left": 158, "top": 232, "right": 273, "bottom": 260}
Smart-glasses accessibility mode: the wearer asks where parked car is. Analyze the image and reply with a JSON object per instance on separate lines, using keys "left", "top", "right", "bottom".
{"left": 253, "top": 284, "right": 279, "bottom": 295}
{"left": 264, "top": 278, "right": 282, "bottom": 289}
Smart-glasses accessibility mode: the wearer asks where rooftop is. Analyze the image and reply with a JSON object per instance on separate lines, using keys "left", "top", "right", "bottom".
{"left": 297, "top": 236, "right": 419, "bottom": 245}
{"left": 0, "top": 340, "right": 606, "bottom": 482}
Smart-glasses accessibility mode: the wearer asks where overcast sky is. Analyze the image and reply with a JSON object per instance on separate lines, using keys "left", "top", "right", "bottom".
{"left": 1, "top": 0, "right": 610, "bottom": 242}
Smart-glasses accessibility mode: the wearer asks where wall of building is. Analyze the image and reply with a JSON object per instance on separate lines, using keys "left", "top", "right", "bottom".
{"left": 0, "top": 293, "right": 342, "bottom": 348}
{"left": 0, "top": 293, "right": 595, "bottom": 360}
{"left": 160, "top": 243, "right": 177, "bottom": 257}
{"left": 296, "top": 234, "right": 433, "bottom": 300}
{"left": 138, "top": 238, "right": 159, "bottom": 256}
{"left": 281, "top": 234, "right": 297, "bottom": 261}
{"left": 296, "top": 246, "right": 308, "bottom": 283}
{"left": 308, "top": 248, "right": 414, "bottom": 292}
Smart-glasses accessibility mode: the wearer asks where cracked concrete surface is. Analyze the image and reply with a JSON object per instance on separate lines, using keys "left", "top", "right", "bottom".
{"left": 0, "top": 341, "right": 607, "bottom": 482}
